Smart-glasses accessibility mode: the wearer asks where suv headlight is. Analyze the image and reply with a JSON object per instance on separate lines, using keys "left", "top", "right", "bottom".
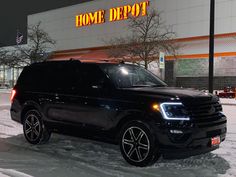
{"left": 160, "top": 102, "right": 190, "bottom": 121}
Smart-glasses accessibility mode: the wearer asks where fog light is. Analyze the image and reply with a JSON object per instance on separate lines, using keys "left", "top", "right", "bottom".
{"left": 170, "top": 130, "right": 183, "bottom": 134}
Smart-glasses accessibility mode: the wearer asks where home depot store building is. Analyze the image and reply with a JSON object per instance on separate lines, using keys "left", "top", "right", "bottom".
{"left": 27, "top": 0, "right": 236, "bottom": 89}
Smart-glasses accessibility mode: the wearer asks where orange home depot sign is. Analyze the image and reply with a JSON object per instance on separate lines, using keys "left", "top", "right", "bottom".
{"left": 75, "top": 1, "right": 150, "bottom": 28}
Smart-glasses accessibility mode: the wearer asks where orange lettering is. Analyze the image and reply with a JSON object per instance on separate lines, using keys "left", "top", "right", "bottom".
{"left": 98, "top": 10, "right": 105, "bottom": 23}
{"left": 75, "top": 15, "right": 83, "bottom": 27}
{"left": 75, "top": 1, "right": 150, "bottom": 28}
{"left": 116, "top": 7, "right": 124, "bottom": 21}
{"left": 76, "top": 10, "right": 106, "bottom": 27}
{"left": 140, "top": 1, "right": 150, "bottom": 16}
{"left": 123, "top": 5, "right": 132, "bottom": 19}
{"left": 82, "top": 14, "right": 90, "bottom": 26}
{"left": 88, "top": 12, "right": 98, "bottom": 24}
{"left": 109, "top": 8, "right": 117, "bottom": 21}
{"left": 131, "top": 4, "right": 141, "bottom": 17}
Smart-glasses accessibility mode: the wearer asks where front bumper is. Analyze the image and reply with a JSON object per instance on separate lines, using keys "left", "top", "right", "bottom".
{"left": 155, "top": 117, "right": 227, "bottom": 159}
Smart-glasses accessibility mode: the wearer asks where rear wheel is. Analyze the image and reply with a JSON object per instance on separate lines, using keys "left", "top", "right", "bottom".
{"left": 23, "top": 110, "right": 51, "bottom": 144}
{"left": 119, "top": 120, "right": 160, "bottom": 167}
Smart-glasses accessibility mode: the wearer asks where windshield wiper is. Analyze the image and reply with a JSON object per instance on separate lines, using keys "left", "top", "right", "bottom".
{"left": 125, "top": 85, "right": 152, "bottom": 88}
{"left": 150, "top": 84, "right": 166, "bottom": 87}
{"left": 123, "top": 85, "right": 166, "bottom": 88}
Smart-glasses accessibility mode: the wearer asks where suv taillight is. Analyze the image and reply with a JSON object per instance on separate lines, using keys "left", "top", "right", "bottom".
{"left": 10, "top": 89, "right": 17, "bottom": 103}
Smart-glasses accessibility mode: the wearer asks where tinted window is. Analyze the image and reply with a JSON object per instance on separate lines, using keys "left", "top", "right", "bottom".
{"left": 17, "top": 65, "right": 51, "bottom": 91}
{"left": 17, "top": 62, "right": 78, "bottom": 92}
{"left": 78, "top": 64, "right": 109, "bottom": 89}
{"left": 76, "top": 64, "right": 109, "bottom": 92}
{"left": 48, "top": 63, "right": 77, "bottom": 92}
{"left": 100, "top": 64, "right": 167, "bottom": 88}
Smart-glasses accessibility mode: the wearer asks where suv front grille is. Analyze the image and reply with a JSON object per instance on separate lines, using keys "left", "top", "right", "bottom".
{"left": 186, "top": 101, "right": 226, "bottom": 128}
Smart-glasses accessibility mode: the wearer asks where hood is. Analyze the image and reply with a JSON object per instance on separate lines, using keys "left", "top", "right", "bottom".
{"left": 121, "top": 87, "right": 216, "bottom": 103}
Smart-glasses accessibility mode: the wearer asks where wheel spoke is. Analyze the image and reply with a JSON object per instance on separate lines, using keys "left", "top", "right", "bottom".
{"left": 25, "top": 120, "right": 32, "bottom": 127}
{"left": 30, "top": 130, "right": 34, "bottom": 140}
{"left": 25, "top": 127, "right": 32, "bottom": 134}
{"left": 138, "top": 143, "right": 149, "bottom": 151}
{"left": 34, "top": 129, "right": 40, "bottom": 137}
{"left": 34, "top": 121, "right": 40, "bottom": 127}
{"left": 136, "top": 148, "right": 142, "bottom": 161}
{"left": 136, "top": 131, "right": 144, "bottom": 142}
{"left": 30, "top": 115, "right": 34, "bottom": 125}
{"left": 129, "top": 129, "right": 136, "bottom": 141}
{"left": 127, "top": 145, "right": 135, "bottom": 157}
{"left": 123, "top": 138, "right": 134, "bottom": 146}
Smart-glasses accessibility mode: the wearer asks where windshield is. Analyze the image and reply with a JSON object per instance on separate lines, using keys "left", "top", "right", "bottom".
{"left": 100, "top": 64, "right": 167, "bottom": 88}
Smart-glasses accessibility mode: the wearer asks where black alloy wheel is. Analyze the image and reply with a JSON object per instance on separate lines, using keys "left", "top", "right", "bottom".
{"left": 120, "top": 120, "right": 160, "bottom": 167}
{"left": 23, "top": 110, "right": 51, "bottom": 144}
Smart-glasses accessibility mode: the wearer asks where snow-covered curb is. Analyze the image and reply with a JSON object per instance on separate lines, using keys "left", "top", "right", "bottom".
{"left": 0, "top": 168, "right": 33, "bottom": 177}
{"left": 0, "top": 89, "right": 11, "bottom": 94}
{"left": 220, "top": 98, "right": 236, "bottom": 106}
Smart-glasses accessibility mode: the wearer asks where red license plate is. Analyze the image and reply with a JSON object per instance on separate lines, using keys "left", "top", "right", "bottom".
{"left": 211, "top": 136, "right": 221, "bottom": 146}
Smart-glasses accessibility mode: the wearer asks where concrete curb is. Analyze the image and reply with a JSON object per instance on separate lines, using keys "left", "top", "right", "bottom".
{"left": 0, "top": 105, "right": 10, "bottom": 109}
{"left": 0, "top": 91, "right": 11, "bottom": 94}
{"left": 221, "top": 103, "right": 236, "bottom": 106}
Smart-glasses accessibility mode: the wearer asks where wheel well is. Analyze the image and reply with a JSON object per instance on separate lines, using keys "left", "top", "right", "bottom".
{"left": 21, "top": 105, "right": 37, "bottom": 123}
{"left": 117, "top": 116, "right": 142, "bottom": 130}
{"left": 115, "top": 113, "right": 160, "bottom": 141}
{"left": 115, "top": 114, "right": 147, "bottom": 140}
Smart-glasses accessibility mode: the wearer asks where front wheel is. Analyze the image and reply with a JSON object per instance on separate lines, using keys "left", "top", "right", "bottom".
{"left": 119, "top": 120, "right": 160, "bottom": 167}
{"left": 23, "top": 110, "right": 51, "bottom": 144}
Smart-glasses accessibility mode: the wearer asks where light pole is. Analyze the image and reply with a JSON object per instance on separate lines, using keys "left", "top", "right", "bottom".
{"left": 209, "top": 0, "right": 215, "bottom": 93}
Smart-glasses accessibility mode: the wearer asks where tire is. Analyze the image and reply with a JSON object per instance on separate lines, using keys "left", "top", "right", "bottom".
{"left": 23, "top": 109, "right": 51, "bottom": 145}
{"left": 119, "top": 120, "right": 160, "bottom": 167}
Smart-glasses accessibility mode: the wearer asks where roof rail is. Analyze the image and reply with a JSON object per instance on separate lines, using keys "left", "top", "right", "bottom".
{"left": 119, "top": 60, "right": 125, "bottom": 64}
{"left": 69, "top": 58, "right": 81, "bottom": 63}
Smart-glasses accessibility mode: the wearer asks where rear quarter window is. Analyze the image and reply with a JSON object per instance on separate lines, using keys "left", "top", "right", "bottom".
{"left": 17, "top": 62, "right": 80, "bottom": 93}
{"left": 17, "top": 65, "right": 52, "bottom": 91}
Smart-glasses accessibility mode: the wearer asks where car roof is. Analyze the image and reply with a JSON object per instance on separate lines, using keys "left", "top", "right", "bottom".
{"left": 29, "top": 59, "right": 136, "bottom": 68}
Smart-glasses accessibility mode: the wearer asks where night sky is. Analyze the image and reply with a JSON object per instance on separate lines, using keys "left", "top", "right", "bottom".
{"left": 0, "top": 0, "right": 92, "bottom": 47}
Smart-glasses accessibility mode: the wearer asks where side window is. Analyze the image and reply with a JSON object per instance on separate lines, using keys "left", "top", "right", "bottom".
{"left": 17, "top": 67, "right": 31, "bottom": 86}
{"left": 18, "top": 65, "right": 50, "bottom": 91}
{"left": 18, "top": 63, "right": 78, "bottom": 93}
{"left": 47, "top": 63, "right": 77, "bottom": 93}
{"left": 77, "top": 65, "right": 109, "bottom": 90}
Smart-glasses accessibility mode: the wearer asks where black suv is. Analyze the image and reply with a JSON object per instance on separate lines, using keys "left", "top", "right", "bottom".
{"left": 10, "top": 60, "right": 227, "bottom": 166}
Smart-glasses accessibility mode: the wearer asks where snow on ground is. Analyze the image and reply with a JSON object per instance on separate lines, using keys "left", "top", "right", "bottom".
{"left": 0, "top": 110, "right": 21, "bottom": 138}
{"left": 0, "top": 89, "right": 11, "bottom": 94}
{"left": 220, "top": 98, "right": 236, "bottom": 105}
{"left": 0, "top": 92, "right": 10, "bottom": 107}
{"left": 0, "top": 92, "right": 236, "bottom": 177}
{"left": 214, "top": 105, "right": 236, "bottom": 177}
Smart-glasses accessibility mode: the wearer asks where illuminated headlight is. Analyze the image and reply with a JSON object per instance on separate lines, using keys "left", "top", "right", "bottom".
{"left": 160, "top": 102, "right": 190, "bottom": 121}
